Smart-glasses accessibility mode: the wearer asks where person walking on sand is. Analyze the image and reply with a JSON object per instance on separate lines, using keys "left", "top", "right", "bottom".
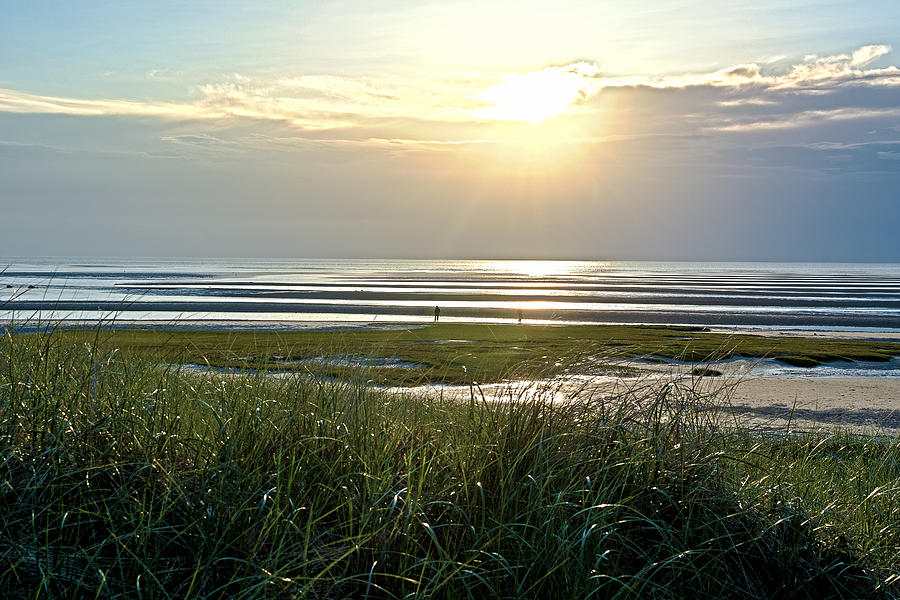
{"left": 434, "top": 305, "right": 441, "bottom": 322}
{"left": 517, "top": 309, "right": 523, "bottom": 324}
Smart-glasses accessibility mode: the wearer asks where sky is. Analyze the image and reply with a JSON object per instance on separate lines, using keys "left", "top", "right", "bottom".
{"left": 2, "top": 0, "right": 900, "bottom": 261}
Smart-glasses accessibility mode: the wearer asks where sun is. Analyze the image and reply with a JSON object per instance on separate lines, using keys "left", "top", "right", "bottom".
{"left": 475, "top": 63, "right": 600, "bottom": 123}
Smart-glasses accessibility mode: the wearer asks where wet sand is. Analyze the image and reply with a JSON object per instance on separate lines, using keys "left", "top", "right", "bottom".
{"left": 708, "top": 327, "right": 900, "bottom": 343}
{"left": 4, "top": 299, "right": 900, "bottom": 329}
{"left": 604, "top": 359, "right": 900, "bottom": 434}
{"left": 721, "top": 376, "right": 900, "bottom": 434}
{"left": 391, "top": 365, "right": 900, "bottom": 436}
{"left": 8, "top": 318, "right": 900, "bottom": 341}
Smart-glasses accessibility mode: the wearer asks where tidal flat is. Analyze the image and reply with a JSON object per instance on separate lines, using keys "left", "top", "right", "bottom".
{"left": 32, "top": 323, "right": 900, "bottom": 386}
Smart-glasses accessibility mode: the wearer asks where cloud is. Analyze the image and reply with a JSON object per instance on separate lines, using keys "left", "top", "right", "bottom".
{"left": 146, "top": 68, "right": 184, "bottom": 80}
{"left": 459, "top": 45, "right": 900, "bottom": 131}
{"left": 852, "top": 45, "right": 891, "bottom": 67}
{"left": 160, "top": 133, "right": 234, "bottom": 146}
{"left": 775, "top": 45, "right": 895, "bottom": 88}
{"left": 0, "top": 137, "right": 171, "bottom": 159}
{"left": 2, "top": 43, "right": 899, "bottom": 166}
{"left": 714, "top": 107, "right": 900, "bottom": 132}
{"left": 0, "top": 75, "right": 471, "bottom": 131}
{"left": 717, "top": 98, "right": 778, "bottom": 107}
{"left": 588, "top": 45, "right": 900, "bottom": 134}
{"left": 0, "top": 88, "right": 213, "bottom": 119}
{"left": 584, "top": 44, "right": 896, "bottom": 92}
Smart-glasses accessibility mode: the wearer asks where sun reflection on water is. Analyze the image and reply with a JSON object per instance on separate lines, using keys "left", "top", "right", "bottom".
{"left": 481, "top": 260, "right": 601, "bottom": 279}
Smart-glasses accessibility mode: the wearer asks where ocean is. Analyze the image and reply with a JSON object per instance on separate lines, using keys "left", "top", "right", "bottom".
{"left": 2, "top": 258, "right": 900, "bottom": 332}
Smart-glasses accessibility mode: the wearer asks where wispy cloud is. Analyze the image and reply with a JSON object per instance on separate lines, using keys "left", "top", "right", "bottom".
{"left": 588, "top": 44, "right": 896, "bottom": 91}
{"left": 1, "top": 45, "right": 898, "bottom": 147}
{"left": 159, "top": 133, "right": 235, "bottom": 147}
{"left": 0, "top": 137, "right": 171, "bottom": 159}
{"left": 576, "top": 45, "right": 900, "bottom": 133}
{"left": 0, "top": 88, "right": 212, "bottom": 119}
{"left": 0, "top": 73, "right": 482, "bottom": 130}
{"left": 715, "top": 107, "right": 900, "bottom": 132}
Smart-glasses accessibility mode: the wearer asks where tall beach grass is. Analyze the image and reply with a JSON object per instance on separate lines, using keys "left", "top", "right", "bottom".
{"left": 1, "top": 326, "right": 899, "bottom": 598}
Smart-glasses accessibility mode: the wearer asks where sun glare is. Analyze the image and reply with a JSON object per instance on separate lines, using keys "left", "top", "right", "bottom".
{"left": 486, "top": 260, "right": 582, "bottom": 278}
{"left": 475, "top": 63, "right": 600, "bottom": 123}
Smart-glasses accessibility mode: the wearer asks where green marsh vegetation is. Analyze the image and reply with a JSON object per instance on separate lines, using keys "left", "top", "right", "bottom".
{"left": 1, "top": 326, "right": 899, "bottom": 597}
{"left": 41, "top": 323, "right": 900, "bottom": 385}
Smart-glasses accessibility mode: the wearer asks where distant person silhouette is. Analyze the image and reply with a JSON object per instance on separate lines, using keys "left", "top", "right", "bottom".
{"left": 434, "top": 305, "right": 441, "bottom": 322}
{"left": 517, "top": 309, "right": 523, "bottom": 324}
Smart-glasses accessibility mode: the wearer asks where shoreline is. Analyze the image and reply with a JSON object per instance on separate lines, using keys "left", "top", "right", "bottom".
{"left": 385, "top": 370, "right": 900, "bottom": 435}
{"left": 3, "top": 301, "right": 900, "bottom": 331}
{"left": 5, "top": 317, "right": 900, "bottom": 340}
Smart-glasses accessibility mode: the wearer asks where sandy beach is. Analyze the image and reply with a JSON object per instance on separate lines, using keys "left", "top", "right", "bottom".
{"left": 708, "top": 327, "right": 900, "bottom": 343}
{"left": 721, "top": 376, "right": 900, "bottom": 433}
{"left": 610, "top": 358, "right": 900, "bottom": 434}
{"left": 393, "top": 360, "right": 900, "bottom": 435}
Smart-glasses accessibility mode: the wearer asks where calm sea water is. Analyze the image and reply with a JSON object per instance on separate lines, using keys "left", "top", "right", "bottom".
{"left": 2, "top": 258, "right": 900, "bottom": 332}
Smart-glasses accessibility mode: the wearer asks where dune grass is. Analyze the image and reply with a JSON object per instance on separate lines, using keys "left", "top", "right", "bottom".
{"left": 1, "top": 327, "right": 899, "bottom": 598}
{"left": 38, "top": 323, "right": 900, "bottom": 385}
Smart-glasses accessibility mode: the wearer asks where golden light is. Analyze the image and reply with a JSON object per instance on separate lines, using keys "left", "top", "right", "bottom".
{"left": 484, "top": 260, "right": 583, "bottom": 278}
{"left": 474, "top": 62, "right": 601, "bottom": 123}
{"left": 516, "top": 260, "right": 567, "bottom": 278}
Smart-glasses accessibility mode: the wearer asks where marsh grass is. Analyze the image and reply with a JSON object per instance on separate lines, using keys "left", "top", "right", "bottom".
{"left": 38, "top": 323, "right": 900, "bottom": 386}
{"left": 1, "top": 326, "right": 899, "bottom": 598}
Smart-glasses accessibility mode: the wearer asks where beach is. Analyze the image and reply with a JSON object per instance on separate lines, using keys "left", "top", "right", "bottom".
{"left": 4, "top": 258, "right": 900, "bottom": 433}
{"left": 3, "top": 258, "right": 900, "bottom": 329}
{"left": 387, "top": 366, "right": 900, "bottom": 435}
{"left": 723, "top": 376, "right": 900, "bottom": 433}
{"left": 5, "top": 262, "right": 900, "bottom": 597}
